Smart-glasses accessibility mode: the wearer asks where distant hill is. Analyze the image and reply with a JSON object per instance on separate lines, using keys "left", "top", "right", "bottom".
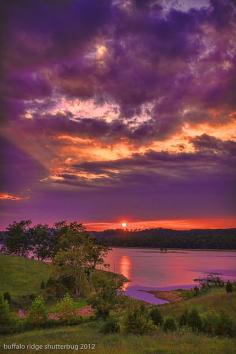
{"left": 91, "top": 228, "right": 236, "bottom": 249}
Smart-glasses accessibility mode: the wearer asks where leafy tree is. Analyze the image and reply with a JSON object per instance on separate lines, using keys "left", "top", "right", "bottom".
{"left": 52, "top": 222, "right": 109, "bottom": 297}
{"left": 31, "top": 224, "right": 55, "bottom": 260}
{"left": 84, "top": 241, "right": 109, "bottom": 270}
{"left": 44, "top": 277, "right": 69, "bottom": 300}
{"left": 53, "top": 247, "right": 90, "bottom": 297}
{"left": 123, "top": 303, "right": 155, "bottom": 335}
{"left": 149, "top": 307, "right": 163, "bottom": 326}
{"left": 54, "top": 221, "right": 89, "bottom": 252}
{"left": 163, "top": 317, "right": 177, "bottom": 332}
{"left": 27, "top": 296, "right": 47, "bottom": 325}
{"left": 5, "top": 220, "right": 32, "bottom": 256}
{"left": 226, "top": 281, "right": 233, "bottom": 293}
{"left": 88, "top": 272, "right": 123, "bottom": 318}
{"left": 54, "top": 221, "right": 108, "bottom": 270}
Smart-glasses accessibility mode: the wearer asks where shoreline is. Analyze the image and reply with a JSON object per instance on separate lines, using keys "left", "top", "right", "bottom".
{"left": 110, "top": 246, "right": 236, "bottom": 252}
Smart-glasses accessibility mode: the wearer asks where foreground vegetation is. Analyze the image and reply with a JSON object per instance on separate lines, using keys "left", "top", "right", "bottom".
{"left": 1, "top": 220, "right": 236, "bottom": 353}
{"left": 1, "top": 321, "right": 236, "bottom": 354}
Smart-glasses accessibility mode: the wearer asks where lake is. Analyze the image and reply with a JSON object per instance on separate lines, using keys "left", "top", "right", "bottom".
{"left": 104, "top": 248, "right": 236, "bottom": 304}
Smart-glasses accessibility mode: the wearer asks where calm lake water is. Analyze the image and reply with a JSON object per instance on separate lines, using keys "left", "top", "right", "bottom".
{"left": 104, "top": 248, "right": 236, "bottom": 304}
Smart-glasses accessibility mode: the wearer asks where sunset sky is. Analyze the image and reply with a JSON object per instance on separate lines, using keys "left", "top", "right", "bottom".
{"left": 1, "top": 0, "right": 236, "bottom": 230}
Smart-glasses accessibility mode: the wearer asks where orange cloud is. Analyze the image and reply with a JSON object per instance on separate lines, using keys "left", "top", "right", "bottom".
{"left": 0, "top": 193, "right": 26, "bottom": 201}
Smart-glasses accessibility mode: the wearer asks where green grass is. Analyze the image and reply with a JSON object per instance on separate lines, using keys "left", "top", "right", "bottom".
{"left": 0, "top": 322, "right": 235, "bottom": 354}
{"left": 160, "top": 288, "right": 236, "bottom": 318}
{"left": 1, "top": 255, "right": 236, "bottom": 353}
{"left": 0, "top": 254, "right": 52, "bottom": 297}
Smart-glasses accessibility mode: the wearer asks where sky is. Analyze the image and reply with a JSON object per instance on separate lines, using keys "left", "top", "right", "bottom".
{"left": 0, "top": 0, "right": 236, "bottom": 230}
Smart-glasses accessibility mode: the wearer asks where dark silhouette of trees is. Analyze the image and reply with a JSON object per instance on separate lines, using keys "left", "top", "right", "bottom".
{"left": 5, "top": 220, "right": 32, "bottom": 256}
{"left": 92, "top": 228, "right": 236, "bottom": 249}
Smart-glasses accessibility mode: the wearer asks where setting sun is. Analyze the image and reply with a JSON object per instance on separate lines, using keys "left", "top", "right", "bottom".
{"left": 121, "top": 222, "right": 127, "bottom": 228}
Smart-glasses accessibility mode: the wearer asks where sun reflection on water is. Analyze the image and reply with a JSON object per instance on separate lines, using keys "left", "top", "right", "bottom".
{"left": 120, "top": 255, "right": 131, "bottom": 290}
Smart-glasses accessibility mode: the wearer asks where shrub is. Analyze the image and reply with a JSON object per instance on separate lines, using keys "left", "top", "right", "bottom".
{"left": 0, "top": 294, "right": 12, "bottom": 326}
{"left": 3, "top": 292, "right": 12, "bottom": 305}
{"left": 226, "top": 281, "right": 233, "bottom": 293}
{"left": 40, "top": 280, "right": 45, "bottom": 289}
{"left": 27, "top": 296, "right": 47, "bottom": 325}
{"left": 124, "top": 304, "right": 155, "bottom": 335}
{"left": 187, "top": 309, "right": 202, "bottom": 332}
{"left": 149, "top": 307, "right": 163, "bottom": 326}
{"left": 163, "top": 317, "right": 177, "bottom": 332}
{"left": 88, "top": 272, "right": 123, "bottom": 319}
{"left": 215, "top": 312, "right": 234, "bottom": 336}
{"left": 54, "top": 293, "right": 77, "bottom": 322}
{"left": 0, "top": 294, "right": 17, "bottom": 334}
{"left": 179, "top": 309, "right": 189, "bottom": 327}
{"left": 201, "top": 311, "right": 218, "bottom": 335}
{"left": 100, "top": 317, "right": 120, "bottom": 334}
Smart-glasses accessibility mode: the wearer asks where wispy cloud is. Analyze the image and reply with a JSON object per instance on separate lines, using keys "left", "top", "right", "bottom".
{"left": 0, "top": 193, "right": 27, "bottom": 201}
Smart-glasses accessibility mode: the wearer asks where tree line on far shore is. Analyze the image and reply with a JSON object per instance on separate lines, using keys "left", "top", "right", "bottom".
{"left": 92, "top": 228, "right": 236, "bottom": 249}
{"left": 1, "top": 221, "right": 236, "bottom": 251}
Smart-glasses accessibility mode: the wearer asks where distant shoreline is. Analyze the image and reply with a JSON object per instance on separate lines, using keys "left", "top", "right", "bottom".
{"left": 109, "top": 246, "right": 236, "bottom": 252}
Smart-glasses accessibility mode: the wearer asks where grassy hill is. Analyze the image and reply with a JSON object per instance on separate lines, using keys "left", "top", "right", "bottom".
{"left": 160, "top": 288, "right": 236, "bottom": 318}
{"left": 0, "top": 254, "right": 51, "bottom": 297}
{"left": 0, "top": 255, "right": 236, "bottom": 354}
{"left": 0, "top": 322, "right": 236, "bottom": 354}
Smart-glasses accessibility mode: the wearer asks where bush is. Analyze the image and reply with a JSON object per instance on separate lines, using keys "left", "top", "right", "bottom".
{"left": 0, "top": 294, "right": 17, "bottom": 334}
{"left": 149, "top": 307, "right": 163, "bottom": 326}
{"left": 187, "top": 309, "right": 202, "bottom": 332}
{"left": 54, "top": 293, "right": 77, "bottom": 322}
{"left": 179, "top": 309, "right": 189, "bottom": 327}
{"left": 124, "top": 304, "right": 155, "bottom": 335}
{"left": 88, "top": 272, "right": 123, "bottom": 319}
{"left": 201, "top": 311, "right": 217, "bottom": 335}
{"left": 215, "top": 312, "right": 234, "bottom": 336}
{"left": 163, "top": 317, "right": 177, "bottom": 332}
{"left": 40, "top": 280, "right": 45, "bottom": 289}
{"left": 27, "top": 296, "right": 47, "bottom": 325}
{"left": 0, "top": 294, "right": 12, "bottom": 326}
{"left": 3, "top": 292, "right": 11, "bottom": 304}
{"left": 226, "top": 281, "right": 233, "bottom": 293}
{"left": 100, "top": 317, "right": 120, "bottom": 334}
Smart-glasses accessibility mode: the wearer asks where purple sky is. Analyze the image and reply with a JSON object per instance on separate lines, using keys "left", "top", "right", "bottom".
{"left": 0, "top": 0, "right": 236, "bottom": 229}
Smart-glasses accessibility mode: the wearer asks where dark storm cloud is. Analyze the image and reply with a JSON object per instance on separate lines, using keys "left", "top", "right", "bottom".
{"left": 2, "top": 0, "right": 236, "bottom": 137}
{"left": 1, "top": 0, "right": 236, "bottom": 226}
{"left": 191, "top": 134, "right": 236, "bottom": 155}
{"left": 10, "top": 114, "right": 164, "bottom": 143}
{"left": 2, "top": 0, "right": 112, "bottom": 71}
{"left": 1, "top": 0, "right": 112, "bottom": 121}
